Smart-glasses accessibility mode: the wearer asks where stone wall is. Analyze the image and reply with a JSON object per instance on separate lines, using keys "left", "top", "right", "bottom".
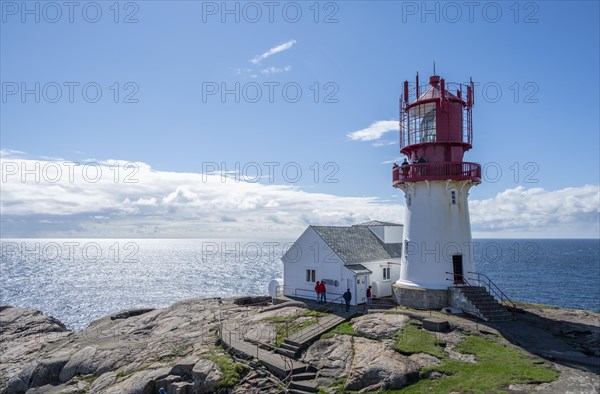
{"left": 392, "top": 285, "right": 448, "bottom": 309}
{"left": 448, "top": 287, "right": 479, "bottom": 316}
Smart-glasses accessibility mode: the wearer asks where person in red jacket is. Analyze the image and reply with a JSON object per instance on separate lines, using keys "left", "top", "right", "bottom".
{"left": 315, "top": 281, "right": 321, "bottom": 303}
{"left": 319, "top": 281, "right": 327, "bottom": 303}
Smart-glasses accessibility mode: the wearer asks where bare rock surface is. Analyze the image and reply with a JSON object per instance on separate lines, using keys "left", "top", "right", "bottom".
{"left": 303, "top": 334, "right": 353, "bottom": 386}
{"left": 0, "top": 299, "right": 262, "bottom": 394}
{"left": 351, "top": 313, "right": 409, "bottom": 339}
{"left": 515, "top": 303, "right": 600, "bottom": 358}
{"left": 345, "top": 337, "right": 421, "bottom": 391}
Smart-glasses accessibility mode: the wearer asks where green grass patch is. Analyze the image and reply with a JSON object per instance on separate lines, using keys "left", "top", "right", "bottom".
{"left": 394, "top": 321, "right": 446, "bottom": 358}
{"left": 388, "top": 335, "right": 558, "bottom": 394}
{"left": 157, "top": 343, "right": 193, "bottom": 362}
{"left": 275, "top": 319, "right": 317, "bottom": 346}
{"left": 317, "top": 379, "right": 346, "bottom": 394}
{"left": 321, "top": 322, "right": 361, "bottom": 339}
{"left": 266, "top": 315, "right": 294, "bottom": 323}
{"left": 77, "top": 374, "right": 98, "bottom": 384}
{"left": 266, "top": 310, "right": 329, "bottom": 345}
{"left": 303, "top": 310, "right": 328, "bottom": 317}
{"left": 115, "top": 369, "right": 139, "bottom": 381}
{"left": 209, "top": 346, "right": 248, "bottom": 388}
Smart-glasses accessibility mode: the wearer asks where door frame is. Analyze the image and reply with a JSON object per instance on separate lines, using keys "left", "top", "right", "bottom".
{"left": 452, "top": 254, "right": 464, "bottom": 284}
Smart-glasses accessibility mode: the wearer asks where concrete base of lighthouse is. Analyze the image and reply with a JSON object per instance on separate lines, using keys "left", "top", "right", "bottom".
{"left": 392, "top": 283, "right": 449, "bottom": 310}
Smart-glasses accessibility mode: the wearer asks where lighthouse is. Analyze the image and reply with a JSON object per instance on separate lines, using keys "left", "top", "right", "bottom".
{"left": 392, "top": 73, "right": 481, "bottom": 308}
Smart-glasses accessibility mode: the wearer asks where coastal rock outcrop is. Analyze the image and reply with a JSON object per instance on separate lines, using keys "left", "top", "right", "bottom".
{"left": 1, "top": 300, "right": 599, "bottom": 394}
{"left": 0, "top": 300, "right": 225, "bottom": 393}
{"left": 351, "top": 313, "right": 409, "bottom": 339}
{"left": 303, "top": 334, "right": 353, "bottom": 386}
{"left": 347, "top": 337, "right": 432, "bottom": 391}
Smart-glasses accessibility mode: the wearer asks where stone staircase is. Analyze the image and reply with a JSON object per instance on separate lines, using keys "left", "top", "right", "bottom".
{"left": 276, "top": 313, "right": 348, "bottom": 358}
{"left": 457, "top": 286, "right": 514, "bottom": 322}
{"left": 370, "top": 296, "right": 397, "bottom": 310}
{"left": 277, "top": 313, "right": 349, "bottom": 393}
{"left": 220, "top": 325, "right": 318, "bottom": 392}
{"left": 220, "top": 310, "right": 351, "bottom": 393}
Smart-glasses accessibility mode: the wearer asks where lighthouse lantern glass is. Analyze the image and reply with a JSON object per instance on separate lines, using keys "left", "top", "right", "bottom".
{"left": 408, "top": 102, "right": 436, "bottom": 144}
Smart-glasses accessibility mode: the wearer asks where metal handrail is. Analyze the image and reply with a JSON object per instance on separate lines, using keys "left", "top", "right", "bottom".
{"left": 446, "top": 272, "right": 485, "bottom": 320}
{"left": 274, "top": 294, "right": 345, "bottom": 345}
{"left": 468, "top": 271, "right": 517, "bottom": 315}
{"left": 219, "top": 323, "right": 294, "bottom": 392}
{"left": 445, "top": 271, "right": 472, "bottom": 287}
{"left": 275, "top": 285, "right": 345, "bottom": 300}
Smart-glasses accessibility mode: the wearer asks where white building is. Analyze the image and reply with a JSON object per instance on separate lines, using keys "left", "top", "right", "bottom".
{"left": 282, "top": 221, "right": 403, "bottom": 305}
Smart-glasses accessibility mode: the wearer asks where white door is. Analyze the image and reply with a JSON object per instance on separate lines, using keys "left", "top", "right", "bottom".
{"left": 356, "top": 275, "right": 369, "bottom": 304}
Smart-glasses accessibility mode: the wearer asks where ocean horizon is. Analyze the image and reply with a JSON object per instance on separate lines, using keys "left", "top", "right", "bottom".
{"left": 1, "top": 238, "right": 598, "bottom": 330}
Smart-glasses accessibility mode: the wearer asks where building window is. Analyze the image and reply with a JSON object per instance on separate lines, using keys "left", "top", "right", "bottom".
{"left": 407, "top": 193, "right": 412, "bottom": 206}
{"left": 306, "top": 269, "right": 316, "bottom": 283}
{"left": 451, "top": 190, "right": 457, "bottom": 205}
{"left": 383, "top": 267, "right": 391, "bottom": 281}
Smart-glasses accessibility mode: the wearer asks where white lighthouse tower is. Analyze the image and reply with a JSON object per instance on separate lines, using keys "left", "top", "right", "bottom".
{"left": 392, "top": 73, "right": 481, "bottom": 308}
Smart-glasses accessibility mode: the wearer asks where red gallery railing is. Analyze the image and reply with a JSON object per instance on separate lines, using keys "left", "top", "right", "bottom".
{"left": 393, "top": 162, "right": 481, "bottom": 185}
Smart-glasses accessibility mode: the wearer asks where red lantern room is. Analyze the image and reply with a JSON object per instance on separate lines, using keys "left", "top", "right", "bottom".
{"left": 393, "top": 73, "right": 481, "bottom": 186}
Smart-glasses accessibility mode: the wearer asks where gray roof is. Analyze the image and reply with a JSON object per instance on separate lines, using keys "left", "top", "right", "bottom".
{"left": 311, "top": 226, "right": 402, "bottom": 265}
{"left": 354, "top": 220, "right": 403, "bottom": 227}
{"left": 346, "top": 264, "right": 372, "bottom": 274}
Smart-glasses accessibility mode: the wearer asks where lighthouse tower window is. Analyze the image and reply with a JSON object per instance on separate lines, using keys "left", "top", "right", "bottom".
{"left": 451, "top": 190, "right": 457, "bottom": 205}
{"left": 408, "top": 102, "right": 436, "bottom": 144}
{"left": 420, "top": 108, "right": 436, "bottom": 142}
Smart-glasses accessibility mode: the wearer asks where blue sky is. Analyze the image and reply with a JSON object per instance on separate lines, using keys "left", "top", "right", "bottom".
{"left": 1, "top": 1, "right": 599, "bottom": 238}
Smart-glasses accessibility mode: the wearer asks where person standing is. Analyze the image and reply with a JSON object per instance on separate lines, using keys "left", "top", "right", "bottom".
{"left": 315, "top": 281, "right": 321, "bottom": 303}
{"left": 343, "top": 288, "right": 352, "bottom": 313}
{"left": 401, "top": 158, "right": 410, "bottom": 177}
{"left": 366, "top": 286, "right": 372, "bottom": 305}
{"left": 320, "top": 280, "right": 327, "bottom": 304}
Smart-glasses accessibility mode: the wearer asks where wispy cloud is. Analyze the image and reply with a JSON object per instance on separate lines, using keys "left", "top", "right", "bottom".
{"left": 261, "top": 65, "right": 292, "bottom": 74}
{"left": 381, "top": 157, "right": 403, "bottom": 165}
{"left": 0, "top": 149, "right": 25, "bottom": 158}
{"left": 347, "top": 120, "right": 399, "bottom": 142}
{"left": 372, "top": 140, "right": 397, "bottom": 148}
{"left": 251, "top": 39, "right": 297, "bottom": 64}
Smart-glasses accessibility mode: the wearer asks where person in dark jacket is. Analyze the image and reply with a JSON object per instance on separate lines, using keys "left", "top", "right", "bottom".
{"left": 401, "top": 158, "right": 410, "bottom": 177}
{"left": 343, "top": 288, "right": 352, "bottom": 313}
{"left": 366, "top": 286, "right": 372, "bottom": 304}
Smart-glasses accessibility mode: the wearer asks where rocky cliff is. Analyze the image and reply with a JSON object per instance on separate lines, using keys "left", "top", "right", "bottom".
{"left": 1, "top": 299, "right": 598, "bottom": 393}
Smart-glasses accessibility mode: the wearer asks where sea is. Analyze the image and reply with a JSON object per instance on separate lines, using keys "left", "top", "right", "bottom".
{"left": 1, "top": 238, "right": 598, "bottom": 330}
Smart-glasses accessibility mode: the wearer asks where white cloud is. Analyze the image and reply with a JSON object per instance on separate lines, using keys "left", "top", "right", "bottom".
{"left": 0, "top": 156, "right": 403, "bottom": 238}
{"left": 347, "top": 120, "right": 399, "bottom": 141}
{"left": 0, "top": 149, "right": 25, "bottom": 158}
{"left": 1, "top": 156, "right": 597, "bottom": 239}
{"left": 372, "top": 140, "right": 397, "bottom": 148}
{"left": 470, "top": 185, "right": 599, "bottom": 237}
{"left": 251, "top": 39, "right": 296, "bottom": 64}
{"left": 260, "top": 65, "right": 292, "bottom": 74}
{"left": 381, "top": 157, "right": 403, "bottom": 165}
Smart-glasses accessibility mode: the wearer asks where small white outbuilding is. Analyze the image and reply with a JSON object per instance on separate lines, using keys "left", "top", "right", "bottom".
{"left": 281, "top": 221, "right": 403, "bottom": 306}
